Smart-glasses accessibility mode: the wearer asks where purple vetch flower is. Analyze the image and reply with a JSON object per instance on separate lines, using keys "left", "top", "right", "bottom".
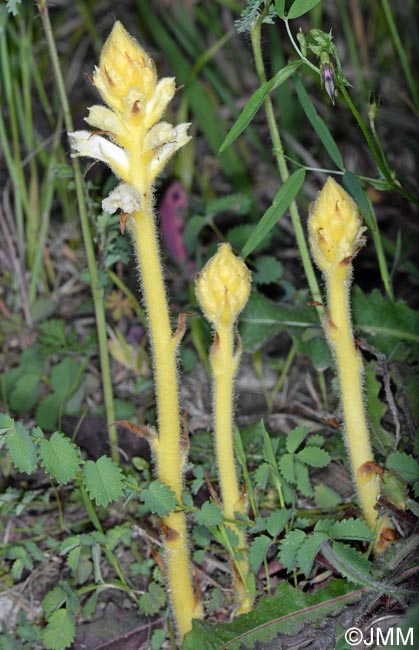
{"left": 322, "top": 62, "right": 335, "bottom": 106}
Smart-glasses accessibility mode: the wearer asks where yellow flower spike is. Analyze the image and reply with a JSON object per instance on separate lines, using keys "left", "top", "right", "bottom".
{"left": 308, "top": 177, "right": 366, "bottom": 277}
{"left": 195, "top": 243, "right": 251, "bottom": 326}
{"left": 196, "top": 244, "right": 254, "bottom": 614}
{"left": 308, "top": 178, "right": 395, "bottom": 552}
{"left": 69, "top": 21, "right": 198, "bottom": 641}
{"left": 93, "top": 21, "right": 156, "bottom": 112}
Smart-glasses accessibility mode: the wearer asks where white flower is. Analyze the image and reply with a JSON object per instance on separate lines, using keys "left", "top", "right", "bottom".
{"left": 148, "top": 123, "right": 191, "bottom": 182}
{"left": 102, "top": 183, "right": 142, "bottom": 215}
{"left": 68, "top": 130, "right": 130, "bottom": 181}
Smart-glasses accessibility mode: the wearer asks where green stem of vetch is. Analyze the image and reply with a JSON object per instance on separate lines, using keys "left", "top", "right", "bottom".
{"left": 36, "top": 0, "right": 119, "bottom": 462}
{"left": 250, "top": 17, "right": 323, "bottom": 318}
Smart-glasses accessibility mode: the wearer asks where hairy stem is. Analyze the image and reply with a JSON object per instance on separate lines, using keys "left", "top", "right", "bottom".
{"left": 212, "top": 323, "right": 253, "bottom": 613}
{"left": 131, "top": 197, "right": 200, "bottom": 640}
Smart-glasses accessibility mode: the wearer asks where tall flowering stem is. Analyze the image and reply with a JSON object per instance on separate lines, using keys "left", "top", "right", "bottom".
{"left": 69, "top": 22, "right": 201, "bottom": 639}
{"left": 308, "top": 178, "right": 395, "bottom": 553}
{"left": 196, "top": 244, "right": 254, "bottom": 613}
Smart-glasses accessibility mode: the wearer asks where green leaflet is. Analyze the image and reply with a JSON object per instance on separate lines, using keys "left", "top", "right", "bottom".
{"left": 219, "top": 60, "right": 302, "bottom": 153}
{"left": 183, "top": 579, "right": 363, "bottom": 649}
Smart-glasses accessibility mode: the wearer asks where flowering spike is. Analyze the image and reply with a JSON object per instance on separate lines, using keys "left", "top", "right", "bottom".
{"left": 195, "top": 244, "right": 254, "bottom": 613}
{"left": 69, "top": 20, "right": 191, "bottom": 201}
{"left": 195, "top": 243, "right": 251, "bottom": 327}
{"left": 308, "top": 178, "right": 395, "bottom": 551}
{"left": 308, "top": 177, "right": 366, "bottom": 278}
{"left": 68, "top": 22, "right": 198, "bottom": 640}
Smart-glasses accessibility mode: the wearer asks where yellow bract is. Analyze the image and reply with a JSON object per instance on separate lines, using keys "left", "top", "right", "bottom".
{"left": 308, "top": 177, "right": 365, "bottom": 275}
{"left": 195, "top": 243, "right": 251, "bottom": 326}
{"left": 69, "top": 21, "right": 190, "bottom": 203}
{"left": 93, "top": 21, "right": 156, "bottom": 112}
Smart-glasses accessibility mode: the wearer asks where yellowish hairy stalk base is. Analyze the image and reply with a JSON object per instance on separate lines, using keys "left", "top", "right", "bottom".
{"left": 132, "top": 201, "right": 202, "bottom": 640}
{"left": 212, "top": 323, "right": 253, "bottom": 614}
{"left": 328, "top": 271, "right": 391, "bottom": 549}
{"left": 308, "top": 178, "right": 395, "bottom": 554}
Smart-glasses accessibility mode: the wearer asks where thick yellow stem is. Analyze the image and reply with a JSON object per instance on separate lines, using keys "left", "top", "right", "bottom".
{"left": 327, "top": 269, "right": 391, "bottom": 549}
{"left": 132, "top": 199, "right": 201, "bottom": 640}
{"left": 212, "top": 322, "right": 253, "bottom": 614}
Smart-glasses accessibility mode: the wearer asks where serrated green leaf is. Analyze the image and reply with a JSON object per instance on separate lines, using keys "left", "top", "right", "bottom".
{"left": 279, "top": 454, "right": 296, "bottom": 484}
{"left": 253, "top": 255, "right": 283, "bottom": 286}
{"left": 141, "top": 480, "right": 178, "bottom": 517}
{"left": 326, "top": 518, "right": 375, "bottom": 542}
{"left": 295, "top": 460, "right": 313, "bottom": 497}
{"left": 43, "top": 609, "right": 75, "bottom": 650}
{"left": 42, "top": 586, "right": 67, "bottom": 618}
{"left": 240, "top": 292, "right": 318, "bottom": 352}
{"left": 6, "top": 423, "right": 38, "bottom": 474}
{"left": 294, "top": 74, "right": 344, "bottom": 170}
{"left": 296, "top": 532, "right": 328, "bottom": 577}
{"left": 151, "top": 628, "right": 167, "bottom": 650}
{"left": 308, "top": 434, "right": 325, "bottom": 447}
{"left": 195, "top": 501, "right": 224, "bottom": 527}
{"left": 83, "top": 456, "right": 125, "bottom": 506}
{"left": 266, "top": 509, "right": 293, "bottom": 537}
{"left": 9, "top": 372, "right": 41, "bottom": 413}
{"left": 241, "top": 169, "right": 305, "bottom": 257}
{"left": 219, "top": 61, "right": 302, "bottom": 154}
{"left": 254, "top": 461, "right": 270, "bottom": 489}
{"left": 50, "top": 358, "right": 83, "bottom": 398}
{"left": 38, "top": 432, "right": 81, "bottom": 484}
{"left": 287, "top": 0, "right": 321, "bottom": 19}
{"left": 278, "top": 529, "right": 306, "bottom": 571}
{"left": 0, "top": 413, "right": 15, "bottom": 432}
{"left": 298, "top": 446, "right": 330, "bottom": 468}
{"left": 364, "top": 362, "right": 393, "bottom": 451}
{"left": 183, "top": 579, "right": 362, "bottom": 650}
{"left": 387, "top": 451, "right": 419, "bottom": 483}
{"left": 323, "top": 541, "right": 372, "bottom": 584}
{"left": 139, "top": 582, "right": 166, "bottom": 615}
{"left": 205, "top": 193, "right": 251, "bottom": 218}
{"left": 249, "top": 535, "right": 271, "bottom": 572}
{"left": 286, "top": 426, "right": 311, "bottom": 454}
{"left": 314, "top": 484, "right": 342, "bottom": 510}
{"left": 352, "top": 287, "right": 419, "bottom": 358}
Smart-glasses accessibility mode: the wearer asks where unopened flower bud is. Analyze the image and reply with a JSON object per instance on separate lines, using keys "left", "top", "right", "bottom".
{"left": 308, "top": 177, "right": 366, "bottom": 276}
{"left": 322, "top": 62, "right": 335, "bottom": 106}
{"left": 195, "top": 243, "right": 251, "bottom": 326}
{"left": 93, "top": 21, "right": 156, "bottom": 113}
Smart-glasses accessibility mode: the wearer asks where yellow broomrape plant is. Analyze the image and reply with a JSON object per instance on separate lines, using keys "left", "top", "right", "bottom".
{"left": 308, "top": 177, "right": 395, "bottom": 553}
{"left": 69, "top": 21, "right": 202, "bottom": 639}
{"left": 196, "top": 243, "right": 255, "bottom": 613}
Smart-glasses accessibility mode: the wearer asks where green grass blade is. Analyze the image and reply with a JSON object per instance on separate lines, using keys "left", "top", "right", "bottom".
{"left": 241, "top": 168, "right": 306, "bottom": 257}
{"left": 219, "top": 61, "right": 302, "bottom": 154}
{"left": 293, "top": 74, "right": 344, "bottom": 170}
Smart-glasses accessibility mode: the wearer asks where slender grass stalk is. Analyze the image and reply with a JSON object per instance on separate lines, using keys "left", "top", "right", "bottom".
{"left": 379, "top": 0, "right": 419, "bottom": 109}
{"left": 250, "top": 15, "right": 323, "bottom": 317}
{"left": 36, "top": 0, "right": 119, "bottom": 463}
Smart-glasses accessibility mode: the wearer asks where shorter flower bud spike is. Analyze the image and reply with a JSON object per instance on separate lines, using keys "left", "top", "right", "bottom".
{"left": 195, "top": 243, "right": 251, "bottom": 327}
{"left": 308, "top": 177, "right": 366, "bottom": 278}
